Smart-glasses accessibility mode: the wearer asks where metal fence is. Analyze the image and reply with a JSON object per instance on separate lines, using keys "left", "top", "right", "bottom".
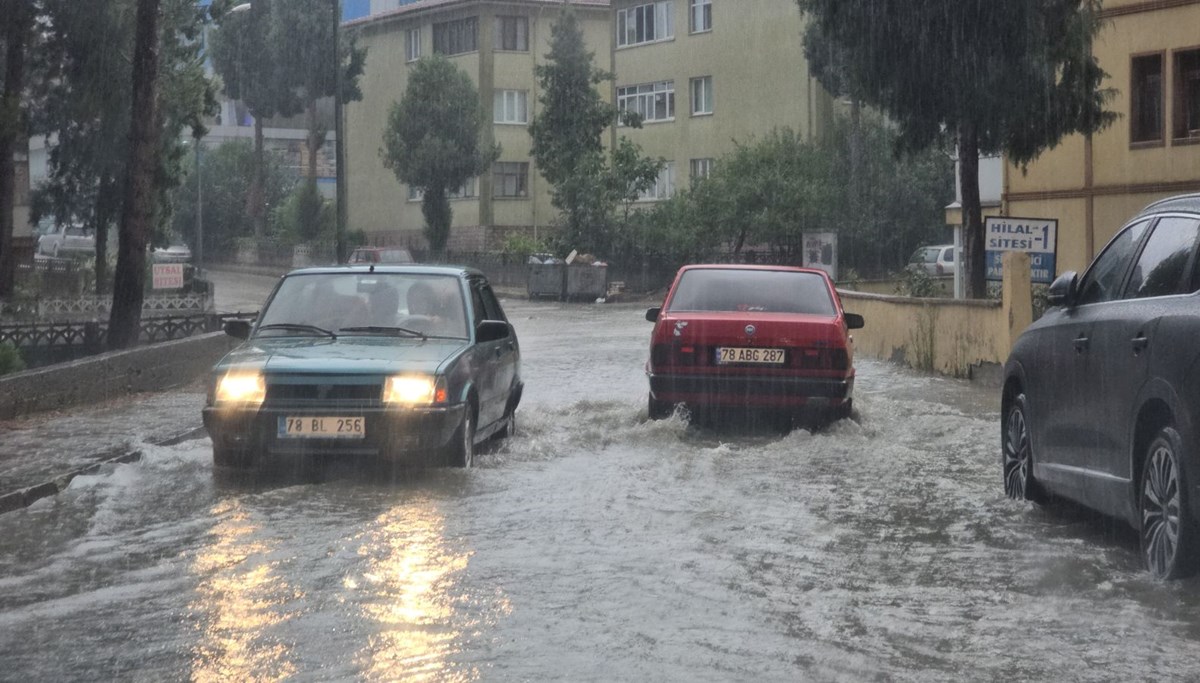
{"left": 0, "top": 312, "right": 253, "bottom": 369}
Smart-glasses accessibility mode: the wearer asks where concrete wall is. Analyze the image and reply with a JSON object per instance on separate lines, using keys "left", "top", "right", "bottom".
{"left": 839, "top": 253, "right": 1032, "bottom": 378}
{"left": 0, "top": 332, "right": 236, "bottom": 420}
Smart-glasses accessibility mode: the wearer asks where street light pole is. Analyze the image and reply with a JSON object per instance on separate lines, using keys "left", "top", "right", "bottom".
{"left": 333, "top": 0, "right": 347, "bottom": 263}
{"left": 195, "top": 135, "right": 203, "bottom": 275}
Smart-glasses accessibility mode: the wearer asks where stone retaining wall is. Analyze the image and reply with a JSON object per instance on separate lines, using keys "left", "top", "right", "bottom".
{"left": 0, "top": 332, "right": 236, "bottom": 420}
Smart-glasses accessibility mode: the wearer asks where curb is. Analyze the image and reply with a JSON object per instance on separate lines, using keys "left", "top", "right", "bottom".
{"left": 0, "top": 425, "right": 209, "bottom": 515}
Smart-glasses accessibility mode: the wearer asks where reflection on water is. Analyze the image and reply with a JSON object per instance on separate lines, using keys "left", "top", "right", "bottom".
{"left": 189, "top": 498, "right": 297, "bottom": 682}
{"left": 350, "top": 503, "right": 496, "bottom": 682}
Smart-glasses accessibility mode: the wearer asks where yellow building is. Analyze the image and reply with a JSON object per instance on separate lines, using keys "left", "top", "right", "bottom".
{"left": 609, "top": 0, "right": 833, "bottom": 198}
{"left": 1005, "top": 0, "right": 1200, "bottom": 275}
{"left": 345, "top": 0, "right": 834, "bottom": 250}
{"left": 344, "top": 0, "right": 612, "bottom": 250}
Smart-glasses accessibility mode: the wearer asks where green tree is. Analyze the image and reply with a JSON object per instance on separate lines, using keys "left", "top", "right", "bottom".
{"left": 380, "top": 56, "right": 496, "bottom": 256}
{"left": 109, "top": 0, "right": 167, "bottom": 349}
{"left": 171, "top": 139, "right": 295, "bottom": 256}
{"left": 797, "top": 0, "right": 1115, "bottom": 297}
{"left": 209, "top": 0, "right": 300, "bottom": 240}
{"left": 528, "top": 8, "right": 659, "bottom": 253}
{"left": 33, "top": 0, "right": 216, "bottom": 294}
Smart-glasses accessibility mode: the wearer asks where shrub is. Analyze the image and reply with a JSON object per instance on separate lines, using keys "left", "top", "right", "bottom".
{"left": 0, "top": 341, "right": 25, "bottom": 376}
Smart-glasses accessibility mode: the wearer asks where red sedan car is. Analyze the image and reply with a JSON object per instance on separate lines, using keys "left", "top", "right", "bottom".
{"left": 645, "top": 265, "right": 863, "bottom": 425}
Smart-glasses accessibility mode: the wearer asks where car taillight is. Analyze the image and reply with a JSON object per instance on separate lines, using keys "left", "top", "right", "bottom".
{"left": 651, "top": 343, "right": 700, "bottom": 367}
{"left": 788, "top": 347, "right": 849, "bottom": 370}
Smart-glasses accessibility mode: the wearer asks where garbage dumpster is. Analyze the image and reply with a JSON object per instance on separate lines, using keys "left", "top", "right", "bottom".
{"left": 565, "top": 264, "right": 608, "bottom": 300}
{"left": 527, "top": 261, "right": 566, "bottom": 299}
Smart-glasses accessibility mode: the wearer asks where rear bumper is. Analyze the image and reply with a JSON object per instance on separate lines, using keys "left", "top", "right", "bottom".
{"left": 202, "top": 402, "right": 465, "bottom": 463}
{"left": 648, "top": 372, "right": 853, "bottom": 408}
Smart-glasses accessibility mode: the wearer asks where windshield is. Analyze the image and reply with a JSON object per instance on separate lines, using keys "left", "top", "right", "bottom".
{"left": 257, "top": 272, "right": 468, "bottom": 338}
{"left": 667, "top": 269, "right": 836, "bottom": 315}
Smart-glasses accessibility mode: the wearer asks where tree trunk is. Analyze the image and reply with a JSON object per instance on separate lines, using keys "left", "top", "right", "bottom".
{"left": 421, "top": 187, "right": 452, "bottom": 258}
{"left": 0, "top": 1, "right": 32, "bottom": 298}
{"left": 247, "top": 114, "right": 266, "bottom": 240}
{"left": 958, "top": 124, "right": 986, "bottom": 299}
{"left": 108, "top": 0, "right": 163, "bottom": 350}
{"left": 305, "top": 97, "right": 325, "bottom": 181}
{"left": 93, "top": 184, "right": 116, "bottom": 296}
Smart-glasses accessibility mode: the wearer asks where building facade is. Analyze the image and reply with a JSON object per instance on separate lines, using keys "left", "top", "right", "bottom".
{"left": 1004, "top": 0, "right": 1200, "bottom": 275}
{"left": 610, "top": 0, "right": 833, "bottom": 199}
{"left": 344, "top": 0, "right": 834, "bottom": 250}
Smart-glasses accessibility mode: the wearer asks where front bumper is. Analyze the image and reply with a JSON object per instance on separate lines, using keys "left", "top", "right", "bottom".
{"left": 202, "top": 402, "right": 466, "bottom": 462}
{"left": 648, "top": 371, "right": 853, "bottom": 408}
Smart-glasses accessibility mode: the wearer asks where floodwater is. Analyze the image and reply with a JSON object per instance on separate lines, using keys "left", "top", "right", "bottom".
{"left": 2, "top": 299, "right": 1199, "bottom": 682}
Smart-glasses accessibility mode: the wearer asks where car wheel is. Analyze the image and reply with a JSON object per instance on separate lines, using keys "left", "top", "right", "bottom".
{"left": 1002, "top": 392, "right": 1047, "bottom": 504}
{"left": 446, "top": 408, "right": 476, "bottom": 468}
{"left": 1140, "top": 426, "right": 1198, "bottom": 579}
{"left": 648, "top": 395, "right": 673, "bottom": 420}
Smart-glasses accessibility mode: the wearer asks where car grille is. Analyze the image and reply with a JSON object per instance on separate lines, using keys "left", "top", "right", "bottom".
{"left": 266, "top": 384, "right": 382, "bottom": 402}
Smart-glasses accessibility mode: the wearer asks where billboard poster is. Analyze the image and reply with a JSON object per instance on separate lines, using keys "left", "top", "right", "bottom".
{"left": 984, "top": 216, "right": 1058, "bottom": 284}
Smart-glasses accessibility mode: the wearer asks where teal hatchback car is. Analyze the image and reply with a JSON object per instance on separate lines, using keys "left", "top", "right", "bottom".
{"left": 202, "top": 265, "right": 522, "bottom": 473}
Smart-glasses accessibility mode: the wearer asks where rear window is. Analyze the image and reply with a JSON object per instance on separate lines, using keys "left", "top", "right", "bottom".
{"left": 666, "top": 269, "right": 836, "bottom": 315}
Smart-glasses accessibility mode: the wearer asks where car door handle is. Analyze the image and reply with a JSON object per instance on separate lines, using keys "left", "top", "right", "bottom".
{"left": 1131, "top": 334, "right": 1148, "bottom": 354}
{"left": 1073, "top": 335, "right": 1090, "bottom": 353}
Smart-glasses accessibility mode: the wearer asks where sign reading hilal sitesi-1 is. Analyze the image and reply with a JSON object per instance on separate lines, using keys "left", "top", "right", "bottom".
{"left": 984, "top": 216, "right": 1058, "bottom": 284}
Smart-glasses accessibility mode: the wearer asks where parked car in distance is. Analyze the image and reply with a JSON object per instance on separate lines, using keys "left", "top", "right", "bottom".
{"left": 349, "top": 246, "right": 415, "bottom": 265}
{"left": 1002, "top": 193, "right": 1200, "bottom": 579}
{"left": 202, "top": 265, "right": 522, "bottom": 474}
{"left": 152, "top": 243, "right": 192, "bottom": 263}
{"left": 908, "top": 244, "right": 956, "bottom": 276}
{"left": 37, "top": 223, "right": 94, "bottom": 257}
{"left": 645, "top": 264, "right": 863, "bottom": 427}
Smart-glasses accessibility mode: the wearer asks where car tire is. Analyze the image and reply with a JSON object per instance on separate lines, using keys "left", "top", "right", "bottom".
{"left": 1139, "top": 426, "right": 1198, "bottom": 580}
{"left": 648, "top": 395, "right": 673, "bottom": 420}
{"left": 1002, "top": 392, "right": 1048, "bottom": 504}
{"left": 446, "top": 408, "right": 476, "bottom": 468}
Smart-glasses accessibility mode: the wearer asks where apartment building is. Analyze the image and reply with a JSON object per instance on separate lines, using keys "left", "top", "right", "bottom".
{"left": 344, "top": 0, "right": 833, "bottom": 249}
{"left": 1004, "top": 0, "right": 1200, "bottom": 274}
{"left": 610, "top": 0, "right": 833, "bottom": 200}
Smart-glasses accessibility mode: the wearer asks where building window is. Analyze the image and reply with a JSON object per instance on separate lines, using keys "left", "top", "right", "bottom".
{"left": 689, "top": 0, "right": 711, "bottom": 33}
{"left": 639, "top": 162, "right": 675, "bottom": 201}
{"left": 494, "top": 90, "right": 528, "bottom": 124}
{"left": 494, "top": 15, "right": 529, "bottom": 51}
{"left": 408, "top": 179, "right": 477, "bottom": 201}
{"left": 1131, "top": 53, "right": 1163, "bottom": 144}
{"left": 617, "top": 1, "right": 674, "bottom": 48}
{"left": 433, "top": 17, "right": 478, "bottom": 56}
{"left": 689, "top": 158, "right": 713, "bottom": 184}
{"left": 617, "top": 81, "right": 675, "bottom": 123}
{"left": 1174, "top": 49, "right": 1200, "bottom": 140}
{"left": 690, "top": 76, "right": 712, "bottom": 115}
{"left": 405, "top": 27, "right": 421, "bottom": 62}
{"left": 493, "top": 162, "right": 529, "bottom": 198}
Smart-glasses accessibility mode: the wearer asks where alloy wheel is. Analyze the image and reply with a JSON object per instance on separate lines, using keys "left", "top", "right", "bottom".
{"left": 1142, "top": 439, "right": 1181, "bottom": 579}
{"left": 1003, "top": 402, "right": 1031, "bottom": 500}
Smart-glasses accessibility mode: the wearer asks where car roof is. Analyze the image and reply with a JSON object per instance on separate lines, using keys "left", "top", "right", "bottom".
{"left": 1136, "top": 192, "right": 1200, "bottom": 218}
{"left": 677, "top": 264, "right": 831, "bottom": 276}
{"left": 285, "top": 264, "right": 484, "bottom": 278}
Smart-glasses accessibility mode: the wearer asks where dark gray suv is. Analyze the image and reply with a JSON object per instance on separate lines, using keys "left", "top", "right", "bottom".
{"left": 1002, "top": 193, "right": 1200, "bottom": 579}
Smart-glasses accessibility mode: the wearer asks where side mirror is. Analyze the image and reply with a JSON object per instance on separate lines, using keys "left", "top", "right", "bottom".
{"left": 1046, "top": 271, "right": 1078, "bottom": 308}
{"left": 476, "top": 319, "right": 510, "bottom": 343}
{"left": 844, "top": 312, "right": 865, "bottom": 330}
{"left": 224, "top": 319, "right": 251, "bottom": 340}
{"left": 645, "top": 307, "right": 661, "bottom": 322}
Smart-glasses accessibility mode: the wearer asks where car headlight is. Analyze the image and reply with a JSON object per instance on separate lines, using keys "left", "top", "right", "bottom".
{"left": 215, "top": 372, "right": 266, "bottom": 406}
{"left": 385, "top": 375, "right": 447, "bottom": 405}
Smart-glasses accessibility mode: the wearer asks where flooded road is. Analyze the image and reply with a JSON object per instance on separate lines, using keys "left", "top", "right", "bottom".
{"left": 2, "top": 299, "right": 1199, "bottom": 681}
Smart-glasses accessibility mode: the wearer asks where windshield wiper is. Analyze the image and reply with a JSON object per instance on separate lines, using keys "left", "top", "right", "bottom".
{"left": 256, "top": 323, "right": 337, "bottom": 338}
{"left": 337, "top": 325, "right": 427, "bottom": 340}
